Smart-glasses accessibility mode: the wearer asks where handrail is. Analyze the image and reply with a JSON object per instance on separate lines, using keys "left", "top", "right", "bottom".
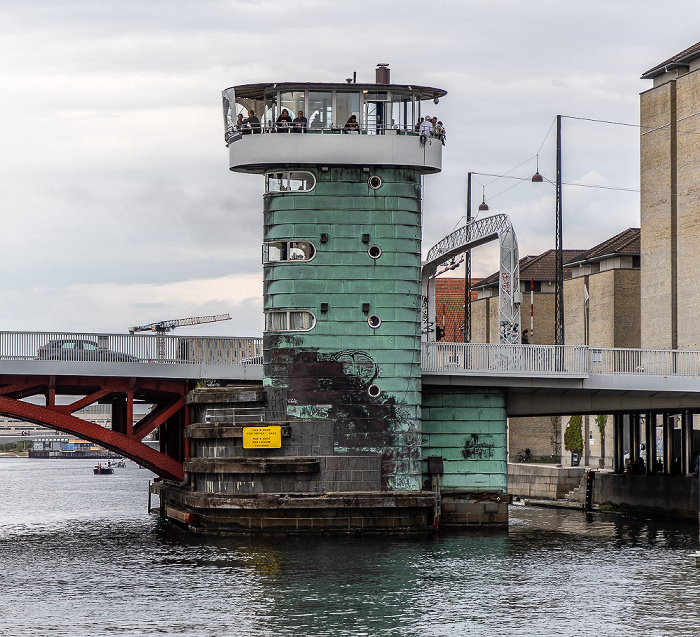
{"left": 421, "top": 342, "right": 700, "bottom": 378}
{"left": 0, "top": 331, "right": 262, "bottom": 365}
{"left": 225, "top": 123, "right": 446, "bottom": 143}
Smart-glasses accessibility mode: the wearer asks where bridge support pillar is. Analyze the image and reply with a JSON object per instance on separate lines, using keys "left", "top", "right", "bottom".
{"left": 681, "top": 410, "right": 693, "bottom": 475}
{"left": 644, "top": 412, "right": 656, "bottom": 475}
{"left": 630, "top": 413, "right": 641, "bottom": 465}
{"left": 663, "top": 413, "right": 676, "bottom": 474}
{"left": 613, "top": 414, "right": 624, "bottom": 473}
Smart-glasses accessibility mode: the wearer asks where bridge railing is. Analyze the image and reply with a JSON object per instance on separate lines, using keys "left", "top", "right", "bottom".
{"left": 421, "top": 342, "right": 588, "bottom": 375}
{"left": 590, "top": 347, "right": 700, "bottom": 376}
{"left": 0, "top": 331, "right": 262, "bottom": 365}
{"left": 423, "top": 342, "right": 700, "bottom": 378}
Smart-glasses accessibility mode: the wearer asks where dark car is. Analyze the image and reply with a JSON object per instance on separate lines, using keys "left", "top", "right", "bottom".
{"left": 37, "top": 339, "right": 138, "bottom": 362}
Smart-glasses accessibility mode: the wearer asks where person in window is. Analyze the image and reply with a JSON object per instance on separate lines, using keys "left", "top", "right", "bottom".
{"left": 343, "top": 115, "right": 360, "bottom": 134}
{"left": 243, "top": 109, "right": 261, "bottom": 134}
{"left": 235, "top": 113, "right": 245, "bottom": 132}
{"left": 276, "top": 109, "right": 292, "bottom": 132}
{"left": 292, "top": 110, "right": 308, "bottom": 133}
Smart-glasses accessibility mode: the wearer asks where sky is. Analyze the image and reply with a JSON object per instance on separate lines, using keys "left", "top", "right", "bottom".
{"left": 1, "top": 1, "right": 697, "bottom": 338}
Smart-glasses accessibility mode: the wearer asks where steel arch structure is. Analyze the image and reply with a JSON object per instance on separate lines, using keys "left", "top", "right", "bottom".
{"left": 422, "top": 214, "right": 521, "bottom": 344}
{"left": 0, "top": 374, "right": 189, "bottom": 481}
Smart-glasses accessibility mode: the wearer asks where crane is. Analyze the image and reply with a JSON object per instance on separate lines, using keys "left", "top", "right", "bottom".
{"left": 129, "top": 314, "right": 232, "bottom": 335}
{"left": 129, "top": 314, "right": 232, "bottom": 360}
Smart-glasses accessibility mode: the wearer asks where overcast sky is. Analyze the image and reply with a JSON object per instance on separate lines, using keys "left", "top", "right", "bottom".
{"left": 1, "top": 1, "right": 696, "bottom": 337}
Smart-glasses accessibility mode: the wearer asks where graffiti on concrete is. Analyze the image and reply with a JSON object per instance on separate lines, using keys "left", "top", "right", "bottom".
{"left": 461, "top": 433, "right": 497, "bottom": 460}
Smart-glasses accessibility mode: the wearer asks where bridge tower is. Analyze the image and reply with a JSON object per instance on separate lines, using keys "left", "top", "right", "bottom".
{"left": 224, "top": 68, "right": 444, "bottom": 493}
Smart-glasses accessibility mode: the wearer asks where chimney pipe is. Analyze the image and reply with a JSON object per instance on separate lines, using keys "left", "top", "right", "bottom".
{"left": 375, "top": 64, "right": 390, "bottom": 84}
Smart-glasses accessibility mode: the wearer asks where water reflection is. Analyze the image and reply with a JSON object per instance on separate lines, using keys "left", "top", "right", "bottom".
{"left": 2, "top": 460, "right": 700, "bottom": 636}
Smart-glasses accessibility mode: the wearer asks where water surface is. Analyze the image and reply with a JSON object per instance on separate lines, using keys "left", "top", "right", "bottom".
{"left": 1, "top": 458, "right": 699, "bottom": 636}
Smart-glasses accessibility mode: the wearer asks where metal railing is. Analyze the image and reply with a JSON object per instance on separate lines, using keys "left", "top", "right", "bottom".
{"left": 0, "top": 331, "right": 262, "bottom": 365}
{"left": 422, "top": 343, "right": 588, "bottom": 376}
{"left": 225, "top": 123, "right": 440, "bottom": 143}
{"left": 205, "top": 407, "right": 265, "bottom": 424}
{"left": 422, "top": 342, "right": 700, "bottom": 378}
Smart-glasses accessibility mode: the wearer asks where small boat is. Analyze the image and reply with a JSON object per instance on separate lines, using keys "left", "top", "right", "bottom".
{"left": 108, "top": 460, "right": 126, "bottom": 468}
{"left": 93, "top": 464, "right": 114, "bottom": 475}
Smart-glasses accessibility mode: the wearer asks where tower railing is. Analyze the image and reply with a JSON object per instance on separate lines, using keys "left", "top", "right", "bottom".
{"left": 226, "top": 123, "right": 446, "bottom": 142}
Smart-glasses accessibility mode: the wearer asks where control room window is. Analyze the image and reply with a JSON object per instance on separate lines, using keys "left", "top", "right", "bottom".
{"left": 308, "top": 91, "right": 332, "bottom": 130}
{"left": 265, "top": 310, "right": 316, "bottom": 332}
{"left": 265, "top": 171, "right": 316, "bottom": 193}
{"left": 263, "top": 241, "right": 316, "bottom": 263}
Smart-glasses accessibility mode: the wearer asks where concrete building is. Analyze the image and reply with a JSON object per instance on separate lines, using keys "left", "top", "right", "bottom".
{"left": 640, "top": 41, "right": 700, "bottom": 350}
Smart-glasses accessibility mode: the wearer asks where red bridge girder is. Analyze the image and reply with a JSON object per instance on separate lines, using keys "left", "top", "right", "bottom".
{"left": 0, "top": 374, "right": 191, "bottom": 482}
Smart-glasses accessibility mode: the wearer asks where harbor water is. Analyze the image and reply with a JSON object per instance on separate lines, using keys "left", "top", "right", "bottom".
{"left": 1, "top": 457, "right": 700, "bottom": 636}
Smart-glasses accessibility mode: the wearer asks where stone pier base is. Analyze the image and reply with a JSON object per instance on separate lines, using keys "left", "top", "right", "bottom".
{"left": 151, "top": 483, "right": 509, "bottom": 534}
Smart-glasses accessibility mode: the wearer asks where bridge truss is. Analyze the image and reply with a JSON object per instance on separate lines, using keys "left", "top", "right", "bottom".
{"left": 423, "top": 214, "right": 521, "bottom": 344}
{"left": 0, "top": 374, "right": 189, "bottom": 481}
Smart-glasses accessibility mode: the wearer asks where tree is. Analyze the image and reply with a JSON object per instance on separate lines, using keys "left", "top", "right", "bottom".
{"left": 596, "top": 414, "right": 607, "bottom": 466}
{"left": 564, "top": 415, "right": 583, "bottom": 455}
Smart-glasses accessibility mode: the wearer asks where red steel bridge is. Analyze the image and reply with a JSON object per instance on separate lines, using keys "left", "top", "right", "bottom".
{"left": 3, "top": 331, "right": 700, "bottom": 480}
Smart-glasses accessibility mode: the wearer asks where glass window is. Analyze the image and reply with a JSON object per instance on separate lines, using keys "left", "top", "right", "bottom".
{"left": 308, "top": 91, "right": 332, "bottom": 130}
{"left": 265, "top": 171, "right": 316, "bottom": 193}
{"left": 280, "top": 91, "right": 305, "bottom": 124}
{"left": 264, "top": 93, "right": 277, "bottom": 131}
{"left": 289, "top": 311, "right": 314, "bottom": 330}
{"left": 264, "top": 241, "right": 315, "bottom": 263}
{"left": 265, "top": 310, "right": 316, "bottom": 332}
{"left": 336, "top": 92, "right": 360, "bottom": 130}
{"left": 83, "top": 342, "right": 98, "bottom": 350}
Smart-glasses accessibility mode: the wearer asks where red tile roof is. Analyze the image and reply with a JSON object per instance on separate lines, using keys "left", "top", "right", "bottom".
{"left": 474, "top": 249, "right": 586, "bottom": 289}
{"left": 642, "top": 41, "right": 700, "bottom": 78}
{"left": 563, "top": 228, "right": 640, "bottom": 267}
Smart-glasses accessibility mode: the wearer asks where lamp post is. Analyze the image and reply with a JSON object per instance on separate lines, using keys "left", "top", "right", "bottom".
{"left": 464, "top": 173, "right": 489, "bottom": 343}
{"left": 554, "top": 115, "right": 564, "bottom": 345}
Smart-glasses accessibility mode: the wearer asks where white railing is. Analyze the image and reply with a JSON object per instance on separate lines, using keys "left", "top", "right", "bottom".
{"left": 226, "top": 123, "right": 432, "bottom": 142}
{"left": 422, "top": 342, "right": 700, "bottom": 378}
{"left": 421, "top": 342, "right": 588, "bottom": 376}
{"left": 0, "top": 331, "right": 262, "bottom": 366}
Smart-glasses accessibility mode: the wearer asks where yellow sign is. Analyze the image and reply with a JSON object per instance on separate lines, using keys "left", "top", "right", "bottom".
{"left": 242, "top": 426, "right": 282, "bottom": 449}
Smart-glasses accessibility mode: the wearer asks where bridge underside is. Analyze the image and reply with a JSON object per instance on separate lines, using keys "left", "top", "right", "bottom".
{"left": 0, "top": 374, "right": 190, "bottom": 481}
{"left": 423, "top": 374, "right": 700, "bottom": 417}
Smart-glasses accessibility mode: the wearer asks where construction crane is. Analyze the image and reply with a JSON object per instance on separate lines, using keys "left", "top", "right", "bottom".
{"left": 129, "top": 314, "right": 232, "bottom": 335}
{"left": 129, "top": 314, "right": 232, "bottom": 360}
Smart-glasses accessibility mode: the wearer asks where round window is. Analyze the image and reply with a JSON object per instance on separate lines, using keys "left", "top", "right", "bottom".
{"left": 368, "top": 175, "right": 382, "bottom": 190}
{"left": 368, "top": 384, "right": 381, "bottom": 398}
{"left": 368, "top": 314, "right": 382, "bottom": 329}
{"left": 368, "top": 245, "right": 382, "bottom": 259}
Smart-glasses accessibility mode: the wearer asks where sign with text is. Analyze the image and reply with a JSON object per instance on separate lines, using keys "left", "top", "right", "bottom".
{"left": 242, "top": 426, "right": 282, "bottom": 449}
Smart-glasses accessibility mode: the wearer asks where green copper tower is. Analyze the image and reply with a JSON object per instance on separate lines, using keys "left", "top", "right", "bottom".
{"left": 223, "top": 66, "right": 445, "bottom": 493}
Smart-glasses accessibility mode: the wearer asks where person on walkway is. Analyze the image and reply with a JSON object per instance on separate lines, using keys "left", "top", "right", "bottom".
{"left": 418, "top": 115, "right": 433, "bottom": 141}
{"left": 292, "top": 110, "right": 308, "bottom": 133}
{"left": 243, "top": 109, "right": 261, "bottom": 134}
{"left": 343, "top": 115, "right": 360, "bottom": 134}
{"left": 276, "top": 109, "right": 292, "bottom": 132}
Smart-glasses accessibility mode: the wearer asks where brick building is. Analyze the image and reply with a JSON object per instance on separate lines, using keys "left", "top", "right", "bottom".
{"left": 433, "top": 277, "right": 480, "bottom": 343}
{"left": 640, "top": 41, "right": 700, "bottom": 350}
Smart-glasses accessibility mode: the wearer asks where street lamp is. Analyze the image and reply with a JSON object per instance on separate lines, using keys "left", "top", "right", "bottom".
{"left": 532, "top": 114, "right": 564, "bottom": 345}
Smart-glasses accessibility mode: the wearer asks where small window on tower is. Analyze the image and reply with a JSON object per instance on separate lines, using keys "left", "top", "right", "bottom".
{"left": 265, "top": 171, "right": 316, "bottom": 193}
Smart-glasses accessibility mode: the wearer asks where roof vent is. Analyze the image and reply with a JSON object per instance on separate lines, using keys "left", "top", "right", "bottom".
{"left": 376, "top": 64, "right": 390, "bottom": 84}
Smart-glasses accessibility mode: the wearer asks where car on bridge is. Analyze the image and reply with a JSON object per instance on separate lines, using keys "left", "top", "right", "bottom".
{"left": 37, "top": 339, "right": 138, "bottom": 363}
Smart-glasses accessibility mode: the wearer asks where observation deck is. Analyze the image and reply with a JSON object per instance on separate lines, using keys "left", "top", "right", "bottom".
{"left": 222, "top": 68, "right": 447, "bottom": 174}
